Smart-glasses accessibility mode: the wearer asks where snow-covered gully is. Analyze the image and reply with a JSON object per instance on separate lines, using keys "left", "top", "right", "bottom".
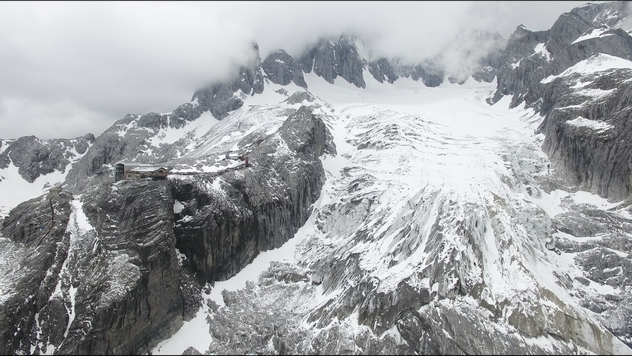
{"left": 153, "top": 75, "right": 632, "bottom": 354}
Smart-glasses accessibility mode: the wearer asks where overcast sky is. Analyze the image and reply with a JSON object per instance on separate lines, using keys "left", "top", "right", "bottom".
{"left": 0, "top": 1, "right": 585, "bottom": 140}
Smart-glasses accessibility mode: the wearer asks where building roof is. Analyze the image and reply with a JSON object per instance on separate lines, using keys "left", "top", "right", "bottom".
{"left": 128, "top": 166, "right": 168, "bottom": 173}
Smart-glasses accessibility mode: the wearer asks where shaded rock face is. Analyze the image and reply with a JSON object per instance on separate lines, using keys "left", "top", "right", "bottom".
{"left": 65, "top": 180, "right": 186, "bottom": 355}
{"left": 171, "top": 177, "right": 258, "bottom": 284}
{"left": 262, "top": 49, "right": 308, "bottom": 88}
{"left": 0, "top": 180, "right": 194, "bottom": 355}
{"left": 0, "top": 134, "right": 95, "bottom": 182}
{"left": 407, "top": 63, "right": 446, "bottom": 87}
{"left": 0, "top": 193, "right": 73, "bottom": 355}
{"left": 537, "top": 68, "right": 632, "bottom": 201}
{"left": 492, "top": 2, "right": 632, "bottom": 109}
{"left": 367, "top": 58, "right": 398, "bottom": 84}
{"left": 299, "top": 35, "right": 367, "bottom": 88}
{"left": 489, "top": 25, "right": 550, "bottom": 105}
{"left": 172, "top": 106, "right": 333, "bottom": 284}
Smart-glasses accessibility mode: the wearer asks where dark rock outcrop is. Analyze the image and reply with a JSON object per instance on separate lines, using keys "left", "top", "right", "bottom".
{"left": 0, "top": 180, "right": 194, "bottom": 355}
{"left": 0, "top": 134, "right": 95, "bottom": 182}
{"left": 172, "top": 106, "right": 334, "bottom": 284}
{"left": 0, "top": 193, "right": 73, "bottom": 355}
{"left": 537, "top": 67, "right": 632, "bottom": 201}
{"left": 262, "top": 49, "right": 308, "bottom": 88}
{"left": 489, "top": 25, "right": 550, "bottom": 105}
{"left": 299, "top": 35, "right": 367, "bottom": 88}
{"left": 285, "top": 91, "right": 315, "bottom": 105}
{"left": 367, "top": 58, "right": 398, "bottom": 84}
{"left": 407, "top": 63, "right": 446, "bottom": 87}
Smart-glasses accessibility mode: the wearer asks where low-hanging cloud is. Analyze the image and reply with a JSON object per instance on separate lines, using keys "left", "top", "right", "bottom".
{"left": 0, "top": 1, "right": 583, "bottom": 139}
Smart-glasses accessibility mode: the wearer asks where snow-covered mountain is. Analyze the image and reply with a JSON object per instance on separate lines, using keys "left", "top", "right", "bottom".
{"left": 1, "top": 1, "right": 632, "bottom": 355}
{"left": 0, "top": 134, "right": 95, "bottom": 217}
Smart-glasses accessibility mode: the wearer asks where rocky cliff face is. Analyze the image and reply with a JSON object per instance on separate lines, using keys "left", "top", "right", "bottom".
{"left": 0, "top": 134, "right": 95, "bottom": 183}
{"left": 0, "top": 180, "right": 190, "bottom": 355}
{"left": 262, "top": 49, "right": 308, "bottom": 88}
{"left": 537, "top": 61, "right": 632, "bottom": 201}
{"left": 491, "top": 2, "right": 632, "bottom": 109}
{"left": 0, "top": 192, "right": 73, "bottom": 355}
{"left": 491, "top": 1, "right": 632, "bottom": 202}
{"left": 172, "top": 106, "right": 333, "bottom": 284}
{"left": 0, "top": 104, "right": 332, "bottom": 354}
{"left": 298, "top": 36, "right": 368, "bottom": 88}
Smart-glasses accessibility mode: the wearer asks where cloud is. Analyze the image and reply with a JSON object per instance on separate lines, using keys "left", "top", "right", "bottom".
{"left": 0, "top": 1, "right": 584, "bottom": 139}
{"left": 0, "top": 96, "right": 110, "bottom": 140}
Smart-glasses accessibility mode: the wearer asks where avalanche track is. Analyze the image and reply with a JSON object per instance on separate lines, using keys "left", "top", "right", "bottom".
{"left": 153, "top": 73, "right": 632, "bottom": 354}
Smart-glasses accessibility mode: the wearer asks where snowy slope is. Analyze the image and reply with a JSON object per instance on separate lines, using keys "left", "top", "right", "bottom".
{"left": 152, "top": 69, "right": 632, "bottom": 354}
{"left": 0, "top": 137, "right": 92, "bottom": 218}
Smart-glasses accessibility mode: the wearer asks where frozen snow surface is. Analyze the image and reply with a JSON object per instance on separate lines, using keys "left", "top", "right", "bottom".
{"left": 571, "top": 27, "right": 615, "bottom": 44}
{"left": 152, "top": 71, "right": 632, "bottom": 354}
{"left": 566, "top": 116, "right": 615, "bottom": 132}
{"left": 541, "top": 53, "right": 632, "bottom": 83}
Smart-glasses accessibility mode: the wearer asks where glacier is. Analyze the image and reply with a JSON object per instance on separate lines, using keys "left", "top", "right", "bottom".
{"left": 151, "top": 71, "right": 632, "bottom": 354}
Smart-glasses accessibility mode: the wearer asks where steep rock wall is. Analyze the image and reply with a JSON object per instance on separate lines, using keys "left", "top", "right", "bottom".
{"left": 0, "top": 180, "right": 197, "bottom": 355}
{"left": 0, "top": 193, "right": 73, "bottom": 354}
{"left": 172, "top": 106, "right": 334, "bottom": 284}
{"left": 538, "top": 68, "right": 632, "bottom": 201}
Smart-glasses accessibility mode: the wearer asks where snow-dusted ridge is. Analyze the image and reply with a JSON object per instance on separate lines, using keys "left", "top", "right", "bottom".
{"left": 541, "top": 53, "right": 632, "bottom": 84}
